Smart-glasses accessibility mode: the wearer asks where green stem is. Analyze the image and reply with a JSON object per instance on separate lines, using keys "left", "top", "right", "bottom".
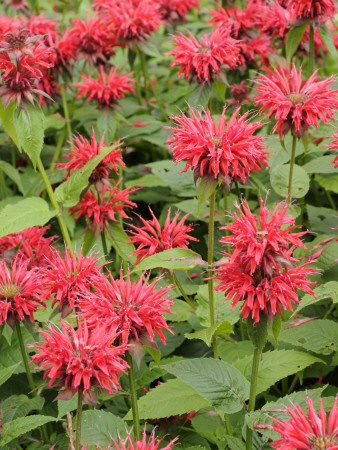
{"left": 36, "top": 157, "right": 73, "bottom": 251}
{"left": 208, "top": 191, "right": 218, "bottom": 358}
{"left": 60, "top": 85, "right": 72, "bottom": 141}
{"left": 288, "top": 373, "right": 299, "bottom": 394}
{"left": 246, "top": 347, "right": 261, "bottom": 450}
{"left": 171, "top": 272, "right": 196, "bottom": 310}
{"left": 324, "top": 189, "right": 336, "bottom": 210}
{"left": 50, "top": 128, "right": 67, "bottom": 171}
{"left": 135, "top": 46, "right": 150, "bottom": 102}
{"left": 323, "top": 302, "right": 336, "bottom": 320}
{"left": 75, "top": 388, "right": 83, "bottom": 450}
{"left": 308, "top": 24, "right": 314, "bottom": 76}
{"left": 0, "top": 169, "right": 8, "bottom": 199}
{"left": 126, "top": 351, "right": 141, "bottom": 441}
{"left": 235, "top": 182, "right": 241, "bottom": 200}
{"left": 16, "top": 322, "right": 35, "bottom": 393}
{"left": 239, "top": 319, "right": 245, "bottom": 341}
{"left": 287, "top": 135, "right": 297, "bottom": 200}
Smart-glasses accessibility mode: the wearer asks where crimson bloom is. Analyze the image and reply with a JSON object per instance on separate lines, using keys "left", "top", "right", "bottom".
{"left": 228, "top": 81, "right": 252, "bottom": 105}
{"left": 69, "top": 183, "right": 138, "bottom": 233}
{"left": 168, "top": 106, "right": 268, "bottom": 185}
{"left": 215, "top": 198, "right": 316, "bottom": 324}
{"left": 42, "top": 248, "right": 104, "bottom": 317}
{"left": 59, "top": 130, "right": 124, "bottom": 192}
{"left": 74, "top": 65, "right": 135, "bottom": 107}
{"left": 79, "top": 269, "right": 173, "bottom": 347}
{"left": 156, "top": 0, "right": 199, "bottom": 23}
{"left": 286, "top": 0, "right": 335, "bottom": 19}
{"left": 257, "top": 396, "right": 338, "bottom": 449}
{"left": 0, "top": 257, "right": 47, "bottom": 329}
{"left": 111, "top": 428, "right": 179, "bottom": 450}
{"left": 128, "top": 208, "right": 198, "bottom": 265}
{"left": 169, "top": 27, "right": 240, "bottom": 83}
{"left": 328, "top": 130, "right": 338, "bottom": 168}
{"left": 31, "top": 320, "right": 128, "bottom": 405}
{"left": 254, "top": 63, "right": 338, "bottom": 138}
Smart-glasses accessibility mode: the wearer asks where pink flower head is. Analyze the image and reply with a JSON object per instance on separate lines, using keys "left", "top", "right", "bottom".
{"left": 65, "top": 11, "right": 118, "bottom": 65}
{"left": 42, "top": 248, "right": 105, "bottom": 318}
{"left": 128, "top": 207, "right": 198, "bottom": 265}
{"left": 228, "top": 81, "right": 252, "bottom": 105}
{"left": 59, "top": 130, "right": 124, "bottom": 192}
{"left": 94, "top": 0, "right": 162, "bottom": 44}
{"left": 254, "top": 63, "right": 338, "bottom": 138}
{"left": 287, "top": 0, "right": 335, "bottom": 19}
{"left": 215, "top": 198, "right": 316, "bottom": 324}
{"left": 0, "top": 28, "right": 41, "bottom": 60}
{"left": 169, "top": 27, "right": 240, "bottom": 83}
{"left": 0, "top": 257, "right": 47, "bottom": 329}
{"left": 3, "top": 0, "right": 29, "bottom": 12}
{"left": 74, "top": 65, "right": 135, "bottom": 107}
{"left": 111, "top": 427, "right": 179, "bottom": 450}
{"left": 31, "top": 320, "right": 128, "bottom": 405}
{"left": 156, "top": 0, "right": 199, "bottom": 23}
{"left": 0, "top": 225, "right": 56, "bottom": 267}
{"left": 69, "top": 184, "right": 138, "bottom": 233}
{"left": 25, "top": 13, "right": 60, "bottom": 48}
{"left": 168, "top": 106, "right": 268, "bottom": 184}
{"left": 261, "top": 396, "right": 338, "bottom": 449}
{"left": 79, "top": 269, "right": 174, "bottom": 346}
{"left": 328, "top": 130, "right": 338, "bottom": 168}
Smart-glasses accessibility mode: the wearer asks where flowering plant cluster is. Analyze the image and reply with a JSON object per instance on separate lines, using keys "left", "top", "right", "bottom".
{"left": 0, "top": 0, "right": 337, "bottom": 449}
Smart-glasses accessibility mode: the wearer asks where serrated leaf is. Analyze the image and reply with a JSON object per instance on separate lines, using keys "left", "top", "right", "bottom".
{"left": 79, "top": 410, "right": 128, "bottom": 448}
{"left": 277, "top": 320, "right": 338, "bottom": 355}
{"left": 0, "top": 415, "right": 55, "bottom": 446}
{"left": 295, "top": 281, "right": 338, "bottom": 314}
{"left": 2, "top": 395, "right": 44, "bottom": 423}
{"left": 306, "top": 205, "right": 337, "bottom": 234}
{"left": 125, "top": 378, "right": 210, "bottom": 420}
{"left": 0, "top": 100, "right": 21, "bottom": 150}
{"left": 271, "top": 313, "right": 282, "bottom": 342}
{"left": 82, "top": 229, "right": 97, "bottom": 256}
{"left": 185, "top": 321, "right": 232, "bottom": 346}
{"left": 188, "top": 83, "right": 212, "bottom": 108}
{"left": 0, "top": 197, "right": 56, "bottom": 238}
{"left": 0, "top": 161, "right": 24, "bottom": 194}
{"left": 132, "top": 248, "right": 205, "bottom": 271}
{"left": 54, "top": 144, "right": 118, "bottom": 207}
{"left": 196, "top": 175, "right": 218, "bottom": 215}
{"left": 316, "top": 173, "right": 338, "bottom": 194}
{"left": 218, "top": 340, "right": 254, "bottom": 364}
{"left": 15, "top": 103, "right": 44, "bottom": 168}
{"left": 0, "top": 362, "right": 21, "bottom": 387}
{"left": 95, "top": 109, "right": 116, "bottom": 144}
{"left": 303, "top": 155, "right": 338, "bottom": 174}
{"left": 318, "top": 23, "right": 338, "bottom": 58}
{"left": 44, "top": 114, "right": 65, "bottom": 130}
{"left": 163, "top": 358, "right": 250, "bottom": 414}
{"left": 57, "top": 393, "right": 78, "bottom": 419}
{"left": 285, "top": 24, "right": 308, "bottom": 61}
{"left": 144, "top": 345, "right": 161, "bottom": 366}
{"left": 106, "top": 222, "right": 136, "bottom": 263}
{"left": 270, "top": 164, "right": 309, "bottom": 198}
{"left": 234, "top": 350, "right": 324, "bottom": 395}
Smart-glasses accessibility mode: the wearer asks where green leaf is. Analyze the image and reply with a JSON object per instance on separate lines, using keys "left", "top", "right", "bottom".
{"left": 79, "top": 410, "right": 127, "bottom": 448}
{"left": 124, "top": 378, "right": 210, "bottom": 420}
{"left": 303, "top": 156, "right": 338, "bottom": 174}
{"left": 54, "top": 144, "right": 118, "bottom": 207}
{"left": 0, "top": 362, "right": 21, "bottom": 387}
{"left": 82, "top": 230, "right": 97, "bottom": 256}
{"left": 2, "top": 395, "right": 44, "bottom": 423}
{"left": 295, "top": 281, "right": 338, "bottom": 314}
{"left": 125, "top": 174, "right": 167, "bottom": 188}
{"left": 270, "top": 164, "right": 309, "bottom": 198}
{"left": 0, "top": 101, "right": 21, "bottom": 150}
{"left": 277, "top": 319, "right": 338, "bottom": 355}
{"left": 44, "top": 114, "right": 65, "bottom": 130}
{"left": 163, "top": 358, "right": 250, "bottom": 414}
{"left": 271, "top": 313, "right": 282, "bottom": 342}
{"left": 0, "top": 160, "right": 24, "bottom": 194}
{"left": 218, "top": 340, "right": 254, "bottom": 364}
{"left": 318, "top": 23, "right": 338, "bottom": 58}
{"left": 0, "top": 415, "right": 55, "bottom": 446}
{"left": 144, "top": 345, "right": 161, "bottom": 366}
{"left": 285, "top": 24, "right": 308, "bottom": 61}
{"left": 316, "top": 173, "right": 338, "bottom": 194}
{"left": 57, "top": 393, "right": 78, "bottom": 419}
{"left": 132, "top": 248, "right": 205, "bottom": 271}
{"left": 188, "top": 83, "right": 212, "bottom": 108}
{"left": 185, "top": 321, "right": 232, "bottom": 346}
{"left": 0, "top": 197, "right": 56, "bottom": 238}
{"left": 234, "top": 350, "right": 324, "bottom": 395}
{"left": 14, "top": 103, "right": 45, "bottom": 168}
{"left": 306, "top": 204, "right": 337, "bottom": 233}
{"left": 196, "top": 175, "right": 218, "bottom": 215}
{"left": 95, "top": 109, "right": 116, "bottom": 144}
{"left": 106, "top": 222, "right": 136, "bottom": 263}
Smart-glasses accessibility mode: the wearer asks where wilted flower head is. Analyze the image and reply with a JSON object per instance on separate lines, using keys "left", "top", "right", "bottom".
{"left": 286, "top": 0, "right": 335, "bottom": 20}
{"left": 31, "top": 320, "right": 128, "bottom": 405}
{"left": 0, "top": 257, "right": 47, "bottom": 329}
{"left": 42, "top": 248, "right": 104, "bottom": 318}
{"left": 229, "top": 81, "right": 252, "bottom": 105}
{"left": 128, "top": 207, "right": 198, "bottom": 265}
{"left": 328, "top": 130, "right": 338, "bottom": 168}
{"left": 156, "top": 0, "right": 199, "bottom": 23}
{"left": 59, "top": 130, "right": 124, "bottom": 192}
{"left": 69, "top": 184, "right": 138, "bottom": 233}
{"left": 74, "top": 65, "right": 135, "bottom": 107}
{"left": 256, "top": 396, "right": 338, "bottom": 449}
{"left": 79, "top": 269, "right": 174, "bottom": 347}
{"left": 168, "top": 106, "right": 268, "bottom": 185}
{"left": 169, "top": 27, "right": 240, "bottom": 83}
{"left": 0, "top": 29, "right": 41, "bottom": 60}
{"left": 254, "top": 63, "right": 338, "bottom": 138}
{"left": 215, "top": 198, "right": 316, "bottom": 324}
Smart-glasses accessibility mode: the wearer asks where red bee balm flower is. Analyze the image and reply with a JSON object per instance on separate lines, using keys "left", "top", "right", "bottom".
{"left": 42, "top": 248, "right": 104, "bottom": 317}
{"left": 258, "top": 396, "right": 338, "bottom": 449}
{"left": 169, "top": 27, "right": 240, "bottom": 83}
{"left": 156, "top": 0, "right": 199, "bottom": 23}
{"left": 59, "top": 131, "right": 124, "bottom": 192}
{"left": 328, "top": 130, "right": 338, "bottom": 168}
{"left": 215, "top": 199, "right": 316, "bottom": 324}
{"left": 0, "top": 257, "right": 46, "bottom": 329}
{"left": 168, "top": 106, "right": 268, "bottom": 184}
{"left": 31, "top": 320, "right": 128, "bottom": 405}
{"left": 128, "top": 208, "right": 198, "bottom": 265}
{"left": 74, "top": 65, "right": 135, "bottom": 107}
{"left": 111, "top": 428, "right": 179, "bottom": 450}
{"left": 254, "top": 63, "right": 338, "bottom": 138}
{"left": 69, "top": 184, "right": 138, "bottom": 233}
{"left": 287, "top": 0, "right": 335, "bottom": 19}
{"left": 79, "top": 269, "right": 173, "bottom": 346}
